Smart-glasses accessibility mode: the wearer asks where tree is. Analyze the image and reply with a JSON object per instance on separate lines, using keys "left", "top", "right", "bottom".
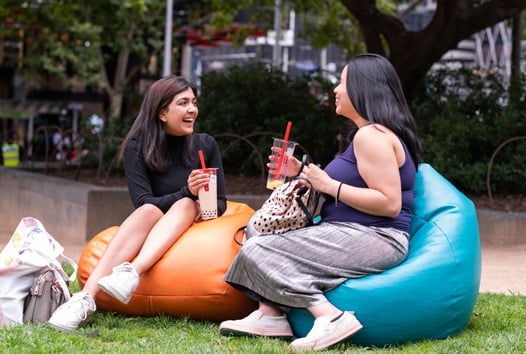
{"left": 210, "top": 0, "right": 526, "bottom": 97}
{"left": 0, "top": 0, "right": 167, "bottom": 123}
{"left": 1, "top": 0, "right": 219, "bottom": 124}
{"left": 339, "top": 0, "right": 526, "bottom": 97}
{"left": 3, "top": 0, "right": 525, "bottom": 118}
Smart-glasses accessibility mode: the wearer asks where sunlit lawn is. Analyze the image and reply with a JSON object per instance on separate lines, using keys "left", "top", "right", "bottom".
{"left": 1, "top": 292, "right": 524, "bottom": 353}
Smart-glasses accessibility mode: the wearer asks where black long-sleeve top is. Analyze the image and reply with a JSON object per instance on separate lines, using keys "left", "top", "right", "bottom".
{"left": 123, "top": 133, "right": 227, "bottom": 215}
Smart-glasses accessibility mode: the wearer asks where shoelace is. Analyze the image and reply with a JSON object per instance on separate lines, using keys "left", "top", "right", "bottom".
{"left": 114, "top": 263, "right": 137, "bottom": 277}
{"left": 116, "top": 270, "right": 137, "bottom": 283}
{"left": 69, "top": 294, "right": 95, "bottom": 320}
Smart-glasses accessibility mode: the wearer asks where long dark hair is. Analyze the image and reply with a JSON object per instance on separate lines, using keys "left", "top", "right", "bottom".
{"left": 341, "top": 53, "right": 422, "bottom": 167}
{"left": 118, "top": 76, "right": 198, "bottom": 171}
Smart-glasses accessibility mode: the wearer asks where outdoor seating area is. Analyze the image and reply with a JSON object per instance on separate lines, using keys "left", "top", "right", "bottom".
{"left": 1, "top": 1, "right": 524, "bottom": 352}
{"left": 77, "top": 163, "right": 481, "bottom": 346}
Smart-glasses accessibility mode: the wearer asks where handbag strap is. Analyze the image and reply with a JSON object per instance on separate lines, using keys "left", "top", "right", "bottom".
{"left": 293, "top": 176, "right": 313, "bottom": 191}
{"left": 233, "top": 226, "right": 246, "bottom": 246}
{"left": 58, "top": 254, "right": 78, "bottom": 282}
{"left": 32, "top": 246, "right": 78, "bottom": 282}
{"left": 293, "top": 177, "right": 316, "bottom": 225}
{"left": 292, "top": 155, "right": 320, "bottom": 225}
{"left": 295, "top": 195, "right": 314, "bottom": 224}
{"left": 295, "top": 154, "right": 312, "bottom": 177}
{"left": 47, "top": 265, "right": 72, "bottom": 301}
{"left": 292, "top": 154, "right": 314, "bottom": 192}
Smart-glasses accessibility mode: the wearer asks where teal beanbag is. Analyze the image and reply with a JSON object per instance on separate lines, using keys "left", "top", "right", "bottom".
{"left": 288, "top": 163, "right": 481, "bottom": 346}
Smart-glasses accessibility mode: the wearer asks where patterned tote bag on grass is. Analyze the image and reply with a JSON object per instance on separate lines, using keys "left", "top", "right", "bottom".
{"left": 0, "top": 217, "right": 77, "bottom": 326}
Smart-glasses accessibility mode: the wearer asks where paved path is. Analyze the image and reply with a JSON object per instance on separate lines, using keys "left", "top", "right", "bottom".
{"left": 479, "top": 244, "right": 526, "bottom": 295}
{"left": 2, "top": 235, "right": 525, "bottom": 296}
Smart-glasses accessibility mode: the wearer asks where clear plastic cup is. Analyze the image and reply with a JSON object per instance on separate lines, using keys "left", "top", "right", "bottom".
{"left": 198, "top": 168, "right": 218, "bottom": 220}
{"left": 266, "top": 138, "right": 298, "bottom": 190}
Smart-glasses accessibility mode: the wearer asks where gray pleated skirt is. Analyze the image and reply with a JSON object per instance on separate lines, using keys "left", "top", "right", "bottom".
{"left": 224, "top": 220, "right": 409, "bottom": 309}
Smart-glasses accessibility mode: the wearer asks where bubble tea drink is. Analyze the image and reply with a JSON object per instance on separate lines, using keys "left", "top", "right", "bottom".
{"left": 198, "top": 168, "right": 218, "bottom": 219}
{"left": 266, "top": 138, "right": 298, "bottom": 190}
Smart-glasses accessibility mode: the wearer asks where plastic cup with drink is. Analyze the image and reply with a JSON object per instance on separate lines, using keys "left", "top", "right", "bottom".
{"left": 197, "top": 150, "right": 218, "bottom": 220}
{"left": 266, "top": 121, "right": 297, "bottom": 190}
{"left": 198, "top": 167, "right": 218, "bottom": 220}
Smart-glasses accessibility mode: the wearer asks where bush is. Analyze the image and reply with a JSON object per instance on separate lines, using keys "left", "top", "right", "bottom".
{"left": 197, "top": 63, "right": 342, "bottom": 175}
{"left": 105, "top": 63, "right": 525, "bottom": 197}
{"left": 411, "top": 66, "right": 526, "bottom": 195}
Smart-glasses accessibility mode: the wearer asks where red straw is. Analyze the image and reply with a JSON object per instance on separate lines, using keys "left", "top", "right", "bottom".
{"left": 198, "top": 150, "right": 207, "bottom": 169}
{"left": 273, "top": 121, "right": 292, "bottom": 179}
{"left": 198, "top": 150, "right": 210, "bottom": 191}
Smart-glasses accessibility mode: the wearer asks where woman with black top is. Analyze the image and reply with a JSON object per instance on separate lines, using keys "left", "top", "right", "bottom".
{"left": 49, "top": 76, "right": 227, "bottom": 332}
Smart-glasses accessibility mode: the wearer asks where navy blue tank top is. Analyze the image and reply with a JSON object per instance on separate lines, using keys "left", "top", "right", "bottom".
{"left": 320, "top": 139, "right": 416, "bottom": 232}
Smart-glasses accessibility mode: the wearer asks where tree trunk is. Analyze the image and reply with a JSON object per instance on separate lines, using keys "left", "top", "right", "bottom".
{"left": 108, "top": 91, "right": 124, "bottom": 123}
{"left": 108, "top": 46, "right": 132, "bottom": 121}
{"left": 340, "top": 0, "right": 526, "bottom": 98}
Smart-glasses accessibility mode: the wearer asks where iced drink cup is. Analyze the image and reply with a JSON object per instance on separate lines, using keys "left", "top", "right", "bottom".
{"left": 266, "top": 138, "right": 297, "bottom": 190}
{"left": 198, "top": 168, "right": 218, "bottom": 220}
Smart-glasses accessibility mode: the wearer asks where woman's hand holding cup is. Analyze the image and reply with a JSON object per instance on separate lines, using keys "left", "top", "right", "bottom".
{"left": 187, "top": 169, "right": 211, "bottom": 196}
{"left": 267, "top": 146, "right": 301, "bottom": 178}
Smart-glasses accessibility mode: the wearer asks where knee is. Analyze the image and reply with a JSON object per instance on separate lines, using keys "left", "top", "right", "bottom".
{"left": 136, "top": 203, "right": 163, "bottom": 216}
{"left": 177, "top": 197, "right": 196, "bottom": 208}
{"left": 166, "top": 198, "right": 198, "bottom": 218}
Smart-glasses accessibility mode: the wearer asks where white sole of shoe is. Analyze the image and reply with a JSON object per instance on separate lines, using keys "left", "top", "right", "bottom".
{"left": 97, "top": 279, "right": 131, "bottom": 304}
{"left": 48, "top": 319, "right": 77, "bottom": 333}
{"left": 291, "top": 320, "right": 363, "bottom": 350}
{"left": 220, "top": 322, "right": 293, "bottom": 338}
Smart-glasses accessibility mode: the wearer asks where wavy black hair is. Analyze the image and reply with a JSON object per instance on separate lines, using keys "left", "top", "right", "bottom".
{"left": 341, "top": 53, "right": 422, "bottom": 167}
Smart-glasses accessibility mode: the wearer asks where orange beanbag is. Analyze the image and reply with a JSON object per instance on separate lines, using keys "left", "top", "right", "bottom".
{"left": 77, "top": 201, "right": 257, "bottom": 322}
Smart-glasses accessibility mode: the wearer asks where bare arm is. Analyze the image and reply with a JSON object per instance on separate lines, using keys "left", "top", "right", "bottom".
{"left": 303, "top": 125, "right": 403, "bottom": 218}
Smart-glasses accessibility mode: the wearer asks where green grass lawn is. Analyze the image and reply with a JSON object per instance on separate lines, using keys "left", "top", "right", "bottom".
{"left": 1, "top": 293, "right": 524, "bottom": 353}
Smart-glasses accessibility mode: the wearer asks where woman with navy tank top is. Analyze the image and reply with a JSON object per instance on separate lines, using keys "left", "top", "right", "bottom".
{"left": 220, "top": 54, "right": 422, "bottom": 351}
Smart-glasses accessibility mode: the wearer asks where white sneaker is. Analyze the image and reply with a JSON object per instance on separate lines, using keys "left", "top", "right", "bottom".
{"left": 220, "top": 310, "right": 293, "bottom": 338}
{"left": 97, "top": 262, "right": 139, "bottom": 304}
{"left": 290, "top": 311, "right": 363, "bottom": 351}
{"left": 48, "top": 292, "right": 96, "bottom": 332}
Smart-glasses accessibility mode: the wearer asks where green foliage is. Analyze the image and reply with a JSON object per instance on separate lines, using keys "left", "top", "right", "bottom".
{"left": 299, "top": 2, "right": 364, "bottom": 59}
{"left": 197, "top": 63, "right": 342, "bottom": 175}
{"left": 207, "top": 0, "right": 395, "bottom": 58}
{"left": 411, "top": 66, "right": 526, "bottom": 195}
{"left": 26, "top": 22, "right": 102, "bottom": 87}
{"left": 2, "top": 0, "right": 166, "bottom": 94}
